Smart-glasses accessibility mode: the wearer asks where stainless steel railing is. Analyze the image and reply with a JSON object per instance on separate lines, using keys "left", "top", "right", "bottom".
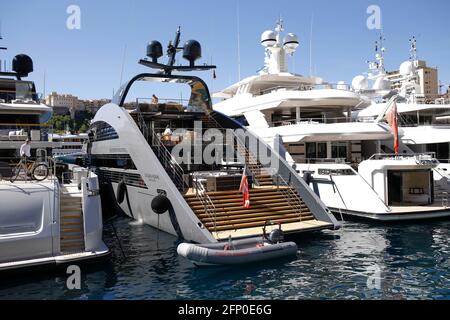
{"left": 192, "top": 174, "right": 218, "bottom": 233}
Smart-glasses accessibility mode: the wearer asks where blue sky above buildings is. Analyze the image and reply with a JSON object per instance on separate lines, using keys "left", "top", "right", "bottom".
{"left": 1, "top": 0, "right": 449, "bottom": 100}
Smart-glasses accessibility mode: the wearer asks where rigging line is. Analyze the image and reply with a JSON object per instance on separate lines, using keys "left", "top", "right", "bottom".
{"left": 236, "top": 0, "right": 241, "bottom": 81}
{"left": 309, "top": 13, "right": 314, "bottom": 77}
{"left": 119, "top": 44, "right": 127, "bottom": 89}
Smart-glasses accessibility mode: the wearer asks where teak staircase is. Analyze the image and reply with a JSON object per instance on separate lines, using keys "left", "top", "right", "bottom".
{"left": 184, "top": 187, "right": 314, "bottom": 234}
{"left": 60, "top": 190, "right": 85, "bottom": 253}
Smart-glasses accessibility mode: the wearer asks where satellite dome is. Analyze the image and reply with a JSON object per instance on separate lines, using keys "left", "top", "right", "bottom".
{"left": 399, "top": 60, "right": 414, "bottom": 76}
{"left": 146, "top": 40, "right": 163, "bottom": 63}
{"left": 183, "top": 40, "right": 202, "bottom": 67}
{"left": 352, "top": 75, "right": 369, "bottom": 91}
{"left": 12, "top": 54, "right": 33, "bottom": 77}
{"left": 373, "top": 77, "right": 391, "bottom": 91}
{"left": 283, "top": 33, "right": 299, "bottom": 54}
{"left": 261, "top": 30, "right": 276, "bottom": 47}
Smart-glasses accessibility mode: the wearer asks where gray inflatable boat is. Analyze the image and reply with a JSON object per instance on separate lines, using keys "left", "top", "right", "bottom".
{"left": 177, "top": 237, "right": 298, "bottom": 267}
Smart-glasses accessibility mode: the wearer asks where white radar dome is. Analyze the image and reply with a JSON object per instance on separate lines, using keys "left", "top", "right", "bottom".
{"left": 283, "top": 33, "right": 299, "bottom": 54}
{"left": 399, "top": 60, "right": 414, "bottom": 76}
{"left": 373, "top": 77, "right": 391, "bottom": 91}
{"left": 352, "top": 75, "right": 369, "bottom": 91}
{"left": 261, "top": 30, "right": 277, "bottom": 47}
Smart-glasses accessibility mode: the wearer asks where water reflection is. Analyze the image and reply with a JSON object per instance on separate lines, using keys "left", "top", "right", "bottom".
{"left": 0, "top": 217, "right": 449, "bottom": 300}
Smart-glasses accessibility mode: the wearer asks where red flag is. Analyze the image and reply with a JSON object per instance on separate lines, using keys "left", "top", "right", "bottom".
{"left": 239, "top": 171, "right": 250, "bottom": 209}
{"left": 385, "top": 101, "right": 399, "bottom": 154}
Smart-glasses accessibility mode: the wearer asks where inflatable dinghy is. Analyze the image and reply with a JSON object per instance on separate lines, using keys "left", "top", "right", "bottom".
{"left": 177, "top": 238, "right": 297, "bottom": 266}
{"left": 177, "top": 229, "right": 298, "bottom": 267}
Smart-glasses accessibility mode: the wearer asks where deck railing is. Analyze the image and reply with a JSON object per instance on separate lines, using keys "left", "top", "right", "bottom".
{"left": 134, "top": 107, "right": 187, "bottom": 192}
{"left": 192, "top": 174, "right": 218, "bottom": 233}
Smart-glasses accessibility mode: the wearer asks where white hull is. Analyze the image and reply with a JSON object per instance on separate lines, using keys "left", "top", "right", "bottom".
{"left": 0, "top": 244, "right": 109, "bottom": 272}
{"left": 0, "top": 169, "right": 109, "bottom": 272}
{"left": 332, "top": 207, "right": 450, "bottom": 222}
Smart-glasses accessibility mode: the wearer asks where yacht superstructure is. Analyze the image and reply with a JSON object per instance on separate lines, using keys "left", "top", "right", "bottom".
{"left": 87, "top": 28, "right": 340, "bottom": 244}
{"left": 353, "top": 37, "right": 450, "bottom": 173}
{"left": 213, "top": 21, "right": 450, "bottom": 221}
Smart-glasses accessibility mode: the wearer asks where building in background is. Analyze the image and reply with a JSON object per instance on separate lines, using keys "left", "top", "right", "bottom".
{"left": 46, "top": 92, "right": 81, "bottom": 116}
{"left": 45, "top": 92, "right": 110, "bottom": 118}
{"left": 386, "top": 60, "right": 439, "bottom": 103}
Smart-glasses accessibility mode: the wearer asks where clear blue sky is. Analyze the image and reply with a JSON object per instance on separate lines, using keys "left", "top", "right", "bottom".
{"left": 1, "top": 0, "right": 449, "bottom": 100}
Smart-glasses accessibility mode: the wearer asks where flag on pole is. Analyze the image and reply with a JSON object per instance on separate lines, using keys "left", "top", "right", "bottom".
{"left": 385, "top": 101, "right": 399, "bottom": 154}
{"left": 213, "top": 69, "right": 217, "bottom": 80}
{"left": 239, "top": 169, "right": 250, "bottom": 209}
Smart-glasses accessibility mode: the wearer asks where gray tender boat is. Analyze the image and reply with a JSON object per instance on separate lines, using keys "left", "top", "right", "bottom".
{"left": 177, "top": 227, "right": 298, "bottom": 267}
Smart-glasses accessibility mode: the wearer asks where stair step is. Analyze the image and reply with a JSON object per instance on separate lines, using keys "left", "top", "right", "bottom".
{"left": 61, "top": 234, "right": 84, "bottom": 241}
{"left": 204, "top": 213, "right": 313, "bottom": 228}
{"left": 189, "top": 198, "right": 302, "bottom": 210}
{"left": 61, "top": 227, "right": 84, "bottom": 233}
{"left": 203, "top": 192, "right": 295, "bottom": 201}
{"left": 195, "top": 203, "right": 309, "bottom": 214}
{"left": 184, "top": 187, "right": 293, "bottom": 198}
{"left": 60, "top": 221, "right": 83, "bottom": 227}
{"left": 188, "top": 195, "right": 301, "bottom": 207}
{"left": 200, "top": 211, "right": 313, "bottom": 222}
{"left": 211, "top": 217, "right": 312, "bottom": 232}
{"left": 61, "top": 215, "right": 83, "bottom": 220}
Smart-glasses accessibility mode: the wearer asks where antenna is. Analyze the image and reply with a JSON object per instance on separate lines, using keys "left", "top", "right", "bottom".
{"left": 139, "top": 27, "right": 216, "bottom": 74}
{"left": 236, "top": 2, "right": 241, "bottom": 81}
{"left": 0, "top": 20, "right": 7, "bottom": 51}
{"left": 309, "top": 13, "right": 314, "bottom": 76}
{"left": 119, "top": 44, "right": 127, "bottom": 87}
{"left": 409, "top": 36, "right": 417, "bottom": 61}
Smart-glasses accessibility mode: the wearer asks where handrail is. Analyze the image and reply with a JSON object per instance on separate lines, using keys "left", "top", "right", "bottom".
{"left": 204, "top": 113, "right": 265, "bottom": 185}
{"left": 368, "top": 152, "right": 436, "bottom": 161}
{"left": 134, "top": 106, "right": 187, "bottom": 191}
{"left": 273, "top": 172, "right": 305, "bottom": 220}
{"left": 192, "top": 174, "right": 217, "bottom": 233}
{"left": 0, "top": 123, "right": 52, "bottom": 128}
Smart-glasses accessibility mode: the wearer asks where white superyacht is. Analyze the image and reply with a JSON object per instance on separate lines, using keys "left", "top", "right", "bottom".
{"left": 213, "top": 21, "right": 450, "bottom": 221}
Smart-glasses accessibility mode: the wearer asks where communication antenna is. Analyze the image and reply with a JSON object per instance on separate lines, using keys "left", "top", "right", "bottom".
{"left": 139, "top": 27, "right": 216, "bottom": 75}
{"left": 309, "top": 13, "right": 314, "bottom": 76}
{"left": 0, "top": 20, "right": 7, "bottom": 50}
{"left": 119, "top": 44, "right": 127, "bottom": 88}
{"left": 236, "top": 2, "right": 241, "bottom": 81}
{"left": 409, "top": 36, "right": 417, "bottom": 61}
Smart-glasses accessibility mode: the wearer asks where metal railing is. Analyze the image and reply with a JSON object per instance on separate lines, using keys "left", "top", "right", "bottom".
{"left": 0, "top": 151, "right": 56, "bottom": 183}
{"left": 270, "top": 117, "right": 353, "bottom": 127}
{"left": 192, "top": 174, "right": 218, "bottom": 233}
{"left": 135, "top": 107, "right": 187, "bottom": 191}
{"left": 368, "top": 152, "right": 437, "bottom": 161}
{"left": 296, "top": 158, "right": 347, "bottom": 164}
{"left": 204, "top": 113, "right": 266, "bottom": 185}
{"left": 273, "top": 173, "right": 306, "bottom": 220}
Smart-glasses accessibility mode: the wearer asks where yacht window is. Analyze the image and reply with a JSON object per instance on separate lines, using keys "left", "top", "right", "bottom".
{"left": 90, "top": 121, "right": 119, "bottom": 142}
{"left": 331, "top": 142, "right": 347, "bottom": 159}
{"left": 318, "top": 168, "right": 355, "bottom": 176}
{"left": 306, "top": 142, "right": 327, "bottom": 159}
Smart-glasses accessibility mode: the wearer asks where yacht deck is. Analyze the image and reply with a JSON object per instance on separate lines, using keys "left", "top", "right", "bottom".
{"left": 212, "top": 220, "right": 334, "bottom": 241}
{"left": 389, "top": 205, "right": 449, "bottom": 214}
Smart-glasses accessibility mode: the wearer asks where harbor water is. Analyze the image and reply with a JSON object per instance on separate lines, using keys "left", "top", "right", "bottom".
{"left": 0, "top": 217, "right": 449, "bottom": 300}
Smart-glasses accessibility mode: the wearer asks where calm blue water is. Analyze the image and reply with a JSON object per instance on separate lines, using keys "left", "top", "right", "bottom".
{"left": 0, "top": 217, "right": 449, "bottom": 300}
